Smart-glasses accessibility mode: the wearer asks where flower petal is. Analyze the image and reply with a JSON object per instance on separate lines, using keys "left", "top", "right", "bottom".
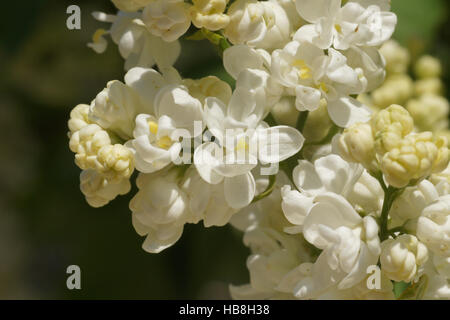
{"left": 224, "top": 173, "right": 256, "bottom": 209}
{"left": 258, "top": 126, "right": 305, "bottom": 163}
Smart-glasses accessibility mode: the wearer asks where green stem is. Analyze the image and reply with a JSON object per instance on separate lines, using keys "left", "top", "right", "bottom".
{"left": 296, "top": 111, "right": 309, "bottom": 133}
{"left": 379, "top": 186, "right": 401, "bottom": 242}
{"left": 251, "top": 174, "right": 276, "bottom": 204}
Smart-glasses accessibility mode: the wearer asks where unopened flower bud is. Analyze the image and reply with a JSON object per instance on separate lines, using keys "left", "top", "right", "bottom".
{"left": 68, "top": 104, "right": 91, "bottom": 137}
{"left": 183, "top": 76, "right": 232, "bottom": 105}
{"left": 302, "top": 99, "right": 332, "bottom": 143}
{"left": 380, "top": 132, "right": 449, "bottom": 188}
{"left": 271, "top": 96, "right": 299, "bottom": 127}
{"left": 380, "top": 234, "right": 428, "bottom": 283}
{"left": 415, "top": 78, "right": 444, "bottom": 97}
{"left": 97, "top": 144, "right": 135, "bottom": 182}
{"left": 69, "top": 124, "right": 112, "bottom": 170}
{"left": 372, "top": 104, "right": 414, "bottom": 155}
{"left": 338, "top": 123, "right": 377, "bottom": 171}
{"left": 372, "top": 75, "right": 413, "bottom": 108}
{"left": 380, "top": 40, "right": 410, "bottom": 75}
{"left": 407, "top": 94, "right": 449, "bottom": 132}
{"left": 189, "top": 0, "right": 230, "bottom": 31}
{"left": 111, "top": 0, "right": 153, "bottom": 12}
{"left": 414, "top": 55, "right": 442, "bottom": 79}
{"left": 80, "top": 169, "right": 131, "bottom": 208}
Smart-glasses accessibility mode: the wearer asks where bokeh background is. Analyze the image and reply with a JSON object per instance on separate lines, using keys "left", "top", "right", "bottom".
{"left": 0, "top": 0, "right": 449, "bottom": 299}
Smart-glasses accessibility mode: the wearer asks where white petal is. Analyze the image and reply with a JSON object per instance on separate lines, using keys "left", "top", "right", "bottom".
{"left": 295, "top": 0, "right": 342, "bottom": 22}
{"left": 224, "top": 173, "right": 256, "bottom": 209}
{"left": 314, "top": 154, "right": 363, "bottom": 195}
{"left": 257, "top": 126, "right": 305, "bottom": 163}
{"left": 228, "top": 86, "right": 264, "bottom": 126}
{"left": 141, "top": 224, "right": 184, "bottom": 253}
{"left": 303, "top": 193, "right": 362, "bottom": 248}
{"left": 281, "top": 186, "right": 314, "bottom": 227}
{"left": 223, "top": 45, "right": 264, "bottom": 79}
{"left": 295, "top": 85, "right": 321, "bottom": 111}
{"left": 327, "top": 96, "right": 371, "bottom": 128}
{"left": 125, "top": 67, "right": 166, "bottom": 113}
{"left": 193, "top": 142, "right": 224, "bottom": 184}
{"left": 292, "top": 160, "right": 325, "bottom": 195}
{"left": 154, "top": 85, "right": 203, "bottom": 135}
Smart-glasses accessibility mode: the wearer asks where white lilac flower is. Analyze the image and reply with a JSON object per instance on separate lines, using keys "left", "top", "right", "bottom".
{"left": 295, "top": 193, "right": 381, "bottom": 298}
{"left": 422, "top": 254, "right": 450, "bottom": 299}
{"left": 223, "top": 45, "right": 284, "bottom": 112}
{"left": 223, "top": 0, "right": 292, "bottom": 51}
{"left": 130, "top": 168, "right": 192, "bottom": 253}
{"left": 281, "top": 154, "right": 383, "bottom": 230}
{"left": 142, "top": 0, "right": 191, "bottom": 42}
{"left": 79, "top": 169, "right": 131, "bottom": 208}
{"left": 180, "top": 167, "right": 238, "bottom": 228}
{"left": 88, "top": 11, "right": 181, "bottom": 70}
{"left": 390, "top": 180, "right": 439, "bottom": 229}
{"left": 271, "top": 40, "right": 372, "bottom": 127}
{"left": 129, "top": 85, "right": 204, "bottom": 173}
{"left": 194, "top": 81, "right": 304, "bottom": 209}
{"left": 417, "top": 195, "right": 450, "bottom": 258}
{"left": 294, "top": 0, "right": 397, "bottom": 50}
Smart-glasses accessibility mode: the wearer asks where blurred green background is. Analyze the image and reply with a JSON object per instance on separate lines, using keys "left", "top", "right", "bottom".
{"left": 0, "top": 0, "right": 449, "bottom": 299}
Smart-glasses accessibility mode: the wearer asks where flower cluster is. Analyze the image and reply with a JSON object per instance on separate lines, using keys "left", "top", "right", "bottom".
{"left": 66, "top": 0, "right": 450, "bottom": 299}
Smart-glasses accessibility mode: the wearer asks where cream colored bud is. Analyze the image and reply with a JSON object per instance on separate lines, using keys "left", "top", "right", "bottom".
{"left": 407, "top": 94, "right": 449, "bottom": 132}
{"left": 271, "top": 96, "right": 299, "bottom": 127}
{"left": 68, "top": 104, "right": 91, "bottom": 137}
{"left": 302, "top": 99, "right": 332, "bottom": 143}
{"left": 415, "top": 78, "right": 444, "bottom": 96}
{"left": 80, "top": 169, "right": 131, "bottom": 208}
{"left": 380, "top": 132, "right": 449, "bottom": 188}
{"left": 338, "top": 123, "right": 377, "bottom": 170}
{"left": 111, "top": 0, "right": 153, "bottom": 12}
{"left": 379, "top": 40, "right": 410, "bottom": 75}
{"left": 380, "top": 234, "right": 428, "bottom": 282}
{"left": 69, "top": 124, "right": 111, "bottom": 171}
{"left": 414, "top": 55, "right": 442, "bottom": 79}
{"left": 433, "top": 136, "right": 450, "bottom": 174}
{"left": 372, "top": 104, "right": 414, "bottom": 155}
{"left": 97, "top": 144, "right": 135, "bottom": 182}
{"left": 189, "top": 0, "right": 230, "bottom": 31}
{"left": 371, "top": 75, "right": 414, "bottom": 108}
{"left": 183, "top": 76, "right": 232, "bottom": 105}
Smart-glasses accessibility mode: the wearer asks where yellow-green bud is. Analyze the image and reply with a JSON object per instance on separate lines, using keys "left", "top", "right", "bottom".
{"left": 414, "top": 55, "right": 442, "bottom": 79}
{"left": 415, "top": 78, "right": 444, "bottom": 97}
{"left": 372, "top": 75, "right": 414, "bottom": 108}
{"left": 372, "top": 104, "right": 414, "bottom": 155}
{"left": 407, "top": 94, "right": 449, "bottom": 132}
{"left": 379, "top": 40, "right": 410, "bottom": 75}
